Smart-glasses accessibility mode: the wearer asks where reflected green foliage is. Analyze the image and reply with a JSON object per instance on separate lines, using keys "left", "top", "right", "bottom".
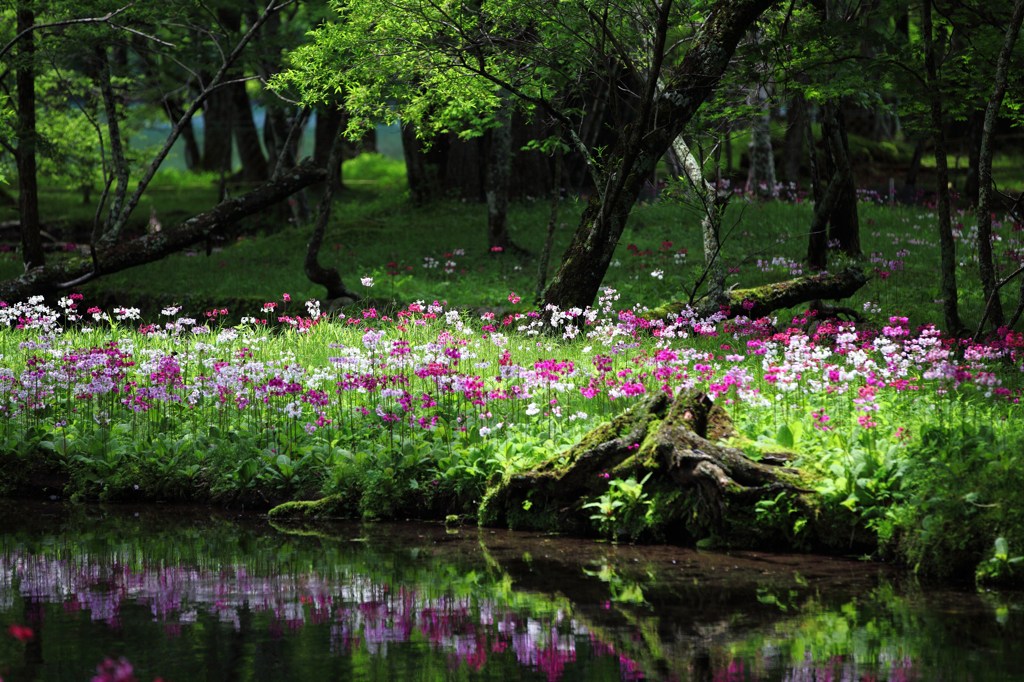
{"left": 2, "top": 504, "right": 1024, "bottom": 681}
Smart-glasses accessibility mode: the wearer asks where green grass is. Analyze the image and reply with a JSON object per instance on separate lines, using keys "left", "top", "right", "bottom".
{"left": 2, "top": 153, "right": 1022, "bottom": 335}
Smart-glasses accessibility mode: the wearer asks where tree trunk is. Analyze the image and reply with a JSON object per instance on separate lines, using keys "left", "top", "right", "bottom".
{"left": 744, "top": 85, "right": 777, "bottom": 198}
{"left": 962, "top": 109, "right": 984, "bottom": 205}
{"left": 15, "top": 0, "right": 44, "bottom": 270}
{"left": 822, "top": 102, "right": 860, "bottom": 257}
{"left": 480, "top": 392, "right": 813, "bottom": 545}
{"left": 201, "top": 87, "right": 234, "bottom": 174}
{"left": 229, "top": 80, "right": 268, "bottom": 183}
{"left": 921, "top": 0, "right": 963, "bottom": 335}
{"left": 313, "top": 105, "right": 342, "bottom": 167}
{"left": 400, "top": 123, "right": 447, "bottom": 205}
{"left": 536, "top": 150, "right": 562, "bottom": 300}
{"left": 781, "top": 93, "right": 807, "bottom": 188}
{"left": 306, "top": 133, "right": 357, "bottom": 302}
{"left": 95, "top": 46, "right": 131, "bottom": 249}
{"left": 975, "top": 0, "right": 1024, "bottom": 331}
{"left": 669, "top": 136, "right": 726, "bottom": 302}
{"left": 484, "top": 101, "right": 513, "bottom": 251}
{"left": 165, "top": 98, "right": 201, "bottom": 171}
{"left": 806, "top": 162, "right": 844, "bottom": 270}
{"left": 542, "top": 0, "right": 780, "bottom": 312}
{"left": 313, "top": 104, "right": 344, "bottom": 192}
{"left": 903, "top": 137, "right": 925, "bottom": 197}
{"left": 0, "top": 162, "right": 326, "bottom": 302}
{"left": 265, "top": 105, "right": 302, "bottom": 172}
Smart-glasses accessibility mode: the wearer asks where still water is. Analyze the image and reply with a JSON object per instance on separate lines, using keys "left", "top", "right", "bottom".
{"left": 0, "top": 501, "right": 1021, "bottom": 681}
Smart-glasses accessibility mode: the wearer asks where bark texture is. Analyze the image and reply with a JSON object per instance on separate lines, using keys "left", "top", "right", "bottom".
{"left": 0, "top": 162, "right": 325, "bottom": 302}
{"left": 975, "top": 0, "right": 1024, "bottom": 330}
{"left": 651, "top": 266, "right": 868, "bottom": 322}
{"left": 479, "top": 392, "right": 811, "bottom": 544}
{"left": 921, "top": 0, "right": 963, "bottom": 334}
{"left": 15, "top": 0, "right": 43, "bottom": 270}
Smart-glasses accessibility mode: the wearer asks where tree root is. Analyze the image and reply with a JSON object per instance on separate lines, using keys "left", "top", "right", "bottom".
{"left": 479, "top": 391, "right": 813, "bottom": 544}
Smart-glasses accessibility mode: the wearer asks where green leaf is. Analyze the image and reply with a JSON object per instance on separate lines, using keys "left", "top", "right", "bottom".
{"left": 776, "top": 424, "right": 794, "bottom": 448}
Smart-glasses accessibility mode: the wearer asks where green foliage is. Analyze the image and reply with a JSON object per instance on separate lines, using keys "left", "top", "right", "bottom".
{"left": 754, "top": 492, "right": 809, "bottom": 547}
{"left": 584, "top": 473, "right": 655, "bottom": 542}
{"left": 889, "top": 419, "right": 1024, "bottom": 581}
{"left": 976, "top": 537, "right": 1024, "bottom": 586}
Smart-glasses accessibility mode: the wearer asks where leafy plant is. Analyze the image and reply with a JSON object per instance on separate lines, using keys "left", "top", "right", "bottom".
{"left": 584, "top": 473, "right": 654, "bottom": 542}
{"left": 976, "top": 537, "right": 1024, "bottom": 586}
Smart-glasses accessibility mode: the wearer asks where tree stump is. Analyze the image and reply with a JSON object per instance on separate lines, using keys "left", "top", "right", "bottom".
{"left": 479, "top": 391, "right": 814, "bottom": 546}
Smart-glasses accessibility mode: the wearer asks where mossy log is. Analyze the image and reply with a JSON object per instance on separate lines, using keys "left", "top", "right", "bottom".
{"left": 479, "top": 391, "right": 815, "bottom": 545}
{"left": 268, "top": 494, "right": 346, "bottom": 521}
{"left": 0, "top": 161, "right": 326, "bottom": 301}
{"left": 650, "top": 265, "right": 869, "bottom": 321}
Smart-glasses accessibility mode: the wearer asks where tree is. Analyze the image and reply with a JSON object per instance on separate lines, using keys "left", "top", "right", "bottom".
{"left": 0, "top": 0, "right": 325, "bottom": 301}
{"left": 14, "top": 0, "right": 43, "bottom": 270}
{"left": 279, "top": 0, "right": 781, "bottom": 311}
{"left": 974, "top": 0, "right": 1024, "bottom": 331}
{"left": 920, "top": 0, "right": 963, "bottom": 334}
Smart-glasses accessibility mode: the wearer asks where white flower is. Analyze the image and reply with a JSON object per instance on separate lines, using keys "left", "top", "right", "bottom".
{"left": 360, "top": 276, "right": 374, "bottom": 287}
{"left": 525, "top": 402, "right": 540, "bottom": 416}
{"left": 651, "top": 270, "right": 664, "bottom": 280}
{"left": 479, "top": 426, "right": 492, "bottom": 437}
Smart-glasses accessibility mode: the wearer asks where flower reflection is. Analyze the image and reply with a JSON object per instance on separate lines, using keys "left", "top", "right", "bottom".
{"left": 2, "top": 551, "right": 618, "bottom": 681}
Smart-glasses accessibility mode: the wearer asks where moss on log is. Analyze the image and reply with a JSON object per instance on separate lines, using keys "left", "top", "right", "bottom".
{"left": 480, "top": 391, "right": 821, "bottom": 548}
{"left": 268, "top": 494, "right": 346, "bottom": 521}
{"left": 650, "top": 266, "right": 869, "bottom": 321}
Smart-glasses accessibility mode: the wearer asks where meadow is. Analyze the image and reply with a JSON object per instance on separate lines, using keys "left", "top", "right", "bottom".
{"left": 1, "top": 156, "right": 1023, "bottom": 585}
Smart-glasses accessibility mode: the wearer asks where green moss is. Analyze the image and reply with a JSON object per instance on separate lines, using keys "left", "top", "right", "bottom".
{"left": 267, "top": 494, "right": 347, "bottom": 520}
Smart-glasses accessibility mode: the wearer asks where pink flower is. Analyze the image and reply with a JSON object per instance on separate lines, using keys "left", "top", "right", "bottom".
{"left": 857, "top": 414, "right": 877, "bottom": 429}
{"left": 508, "top": 292, "right": 521, "bottom": 304}
{"left": 7, "top": 624, "right": 33, "bottom": 641}
{"left": 91, "top": 657, "right": 137, "bottom": 682}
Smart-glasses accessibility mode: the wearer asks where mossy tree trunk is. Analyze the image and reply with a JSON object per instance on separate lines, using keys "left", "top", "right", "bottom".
{"left": 480, "top": 391, "right": 815, "bottom": 546}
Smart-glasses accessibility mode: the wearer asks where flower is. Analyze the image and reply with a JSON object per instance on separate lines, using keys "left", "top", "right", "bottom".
{"left": 360, "top": 276, "right": 375, "bottom": 287}
{"left": 7, "top": 623, "right": 33, "bottom": 641}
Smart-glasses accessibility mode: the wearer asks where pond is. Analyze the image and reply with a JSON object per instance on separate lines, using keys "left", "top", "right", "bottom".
{"left": 0, "top": 502, "right": 1021, "bottom": 681}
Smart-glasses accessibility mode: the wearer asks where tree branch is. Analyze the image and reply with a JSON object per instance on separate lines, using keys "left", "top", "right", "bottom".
{"left": 0, "top": 161, "right": 326, "bottom": 301}
{"left": 0, "top": 4, "right": 135, "bottom": 61}
{"left": 103, "top": 0, "right": 292, "bottom": 246}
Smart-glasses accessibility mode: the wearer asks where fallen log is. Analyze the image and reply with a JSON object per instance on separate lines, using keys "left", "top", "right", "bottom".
{"left": 0, "top": 160, "right": 326, "bottom": 302}
{"left": 650, "top": 265, "right": 869, "bottom": 321}
{"left": 479, "top": 391, "right": 822, "bottom": 548}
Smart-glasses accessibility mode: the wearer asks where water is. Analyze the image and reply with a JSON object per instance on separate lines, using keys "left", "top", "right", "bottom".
{"left": 0, "top": 502, "right": 1021, "bottom": 681}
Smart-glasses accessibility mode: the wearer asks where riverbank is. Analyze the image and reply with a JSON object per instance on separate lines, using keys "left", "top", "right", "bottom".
{"left": 1, "top": 294, "right": 1022, "bottom": 587}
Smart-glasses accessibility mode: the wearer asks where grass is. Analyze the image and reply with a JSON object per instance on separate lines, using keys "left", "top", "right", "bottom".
{"left": 5, "top": 153, "right": 1021, "bottom": 335}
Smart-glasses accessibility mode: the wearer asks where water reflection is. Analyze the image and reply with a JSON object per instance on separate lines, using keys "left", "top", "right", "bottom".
{"left": 0, "top": 502, "right": 1021, "bottom": 681}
